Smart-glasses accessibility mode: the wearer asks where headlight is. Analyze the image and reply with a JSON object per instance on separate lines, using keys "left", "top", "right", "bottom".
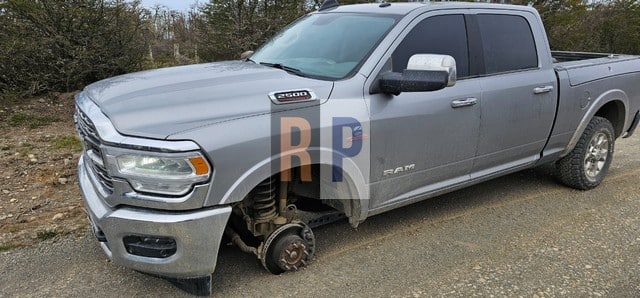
{"left": 104, "top": 148, "right": 211, "bottom": 196}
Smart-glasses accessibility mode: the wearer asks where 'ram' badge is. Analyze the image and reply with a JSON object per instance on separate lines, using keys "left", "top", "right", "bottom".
{"left": 269, "top": 89, "right": 316, "bottom": 104}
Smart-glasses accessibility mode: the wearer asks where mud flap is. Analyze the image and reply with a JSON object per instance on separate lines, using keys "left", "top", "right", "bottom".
{"left": 623, "top": 110, "right": 640, "bottom": 138}
{"left": 166, "top": 275, "right": 212, "bottom": 296}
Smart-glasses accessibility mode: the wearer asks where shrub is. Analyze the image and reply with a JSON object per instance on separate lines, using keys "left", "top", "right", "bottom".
{"left": 0, "top": 0, "right": 148, "bottom": 96}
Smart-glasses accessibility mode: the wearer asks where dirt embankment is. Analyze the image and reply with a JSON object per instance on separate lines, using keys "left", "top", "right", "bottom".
{"left": 0, "top": 93, "right": 86, "bottom": 250}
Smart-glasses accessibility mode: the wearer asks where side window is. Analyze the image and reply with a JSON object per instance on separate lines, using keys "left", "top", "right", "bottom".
{"left": 476, "top": 14, "right": 538, "bottom": 74}
{"left": 391, "top": 15, "right": 469, "bottom": 78}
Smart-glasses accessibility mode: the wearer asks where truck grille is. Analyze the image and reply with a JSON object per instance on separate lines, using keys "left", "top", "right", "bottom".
{"left": 75, "top": 106, "right": 114, "bottom": 193}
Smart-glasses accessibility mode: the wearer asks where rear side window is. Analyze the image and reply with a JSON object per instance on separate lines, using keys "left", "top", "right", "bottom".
{"left": 392, "top": 14, "right": 469, "bottom": 78}
{"left": 476, "top": 14, "right": 538, "bottom": 74}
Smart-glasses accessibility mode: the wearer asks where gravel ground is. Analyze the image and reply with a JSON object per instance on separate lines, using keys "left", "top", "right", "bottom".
{"left": 0, "top": 94, "right": 85, "bottom": 249}
{"left": 0, "top": 133, "right": 638, "bottom": 297}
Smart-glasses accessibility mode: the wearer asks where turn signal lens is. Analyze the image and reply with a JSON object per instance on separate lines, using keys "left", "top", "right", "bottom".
{"left": 189, "top": 157, "right": 210, "bottom": 175}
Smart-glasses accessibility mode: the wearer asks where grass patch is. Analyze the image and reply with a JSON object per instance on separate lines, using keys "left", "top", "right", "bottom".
{"left": 36, "top": 228, "right": 62, "bottom": 241}
{"left": 9, "top": 113, "right": 59, "bottom": 129}
{"left": 0, "top": 90, "right": 21, "bottom": 106}
{"left": 0, "top": 243, "right": 22, "bottom": 252}
{"left": 17, "top": 143, "right": 34, "bottom": 156}
{"left": 8, "top": 113, "right": 28, "bottom": 125}
{"left": 1, "top": 145, "right": 12, "bottom": 151}
{"left": 53, "top": 135, "right": 82, "bottom": 151}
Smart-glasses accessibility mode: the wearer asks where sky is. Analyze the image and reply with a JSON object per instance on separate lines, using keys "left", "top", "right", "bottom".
{"left": 138, "top": 0, "right": 199, "bottom": 11}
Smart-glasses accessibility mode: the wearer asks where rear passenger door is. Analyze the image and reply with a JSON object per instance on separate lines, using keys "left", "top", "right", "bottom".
{"left": 469, "top": 12, "right": 557, "bottom": 177}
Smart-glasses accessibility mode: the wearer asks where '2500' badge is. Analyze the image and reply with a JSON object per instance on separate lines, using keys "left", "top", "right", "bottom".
{"left": 269, "top": 89, "right": 317, "bottom": 104}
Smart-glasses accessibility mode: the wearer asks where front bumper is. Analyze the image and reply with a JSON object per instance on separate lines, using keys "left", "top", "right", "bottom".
{"left": 78, "top": 155, "right": 231, "bottom": 278}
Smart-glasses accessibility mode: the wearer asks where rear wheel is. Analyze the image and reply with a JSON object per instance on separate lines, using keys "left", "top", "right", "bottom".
{"left": 557, "top": 116, "right": 615, "bottom": 190}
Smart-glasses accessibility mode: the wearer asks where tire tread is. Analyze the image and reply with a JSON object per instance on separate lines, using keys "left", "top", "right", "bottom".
{"left": 556, "top": 116, "right": 615, "bottom": 190}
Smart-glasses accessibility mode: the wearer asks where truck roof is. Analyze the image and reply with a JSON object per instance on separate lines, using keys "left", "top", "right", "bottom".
{"left": 324, "top": 2, "right": 537, "bottom": 16}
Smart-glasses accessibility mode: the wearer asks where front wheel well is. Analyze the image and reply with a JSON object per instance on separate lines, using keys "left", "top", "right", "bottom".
{"left": 229, "top": 164, "right": 362, "bottom": 239}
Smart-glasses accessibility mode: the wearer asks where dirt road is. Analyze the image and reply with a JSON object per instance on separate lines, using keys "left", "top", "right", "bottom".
{"left": 1, "top": 134, "right": 639, "bottom": 297}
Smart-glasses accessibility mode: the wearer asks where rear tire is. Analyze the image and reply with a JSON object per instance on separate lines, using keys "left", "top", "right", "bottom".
{"left": 556, "top": 116, "right": 615, "bottom": 190}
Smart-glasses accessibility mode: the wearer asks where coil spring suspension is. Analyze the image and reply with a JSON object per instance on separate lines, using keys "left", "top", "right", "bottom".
{"left": 252, "top": 177, "right": 278, "bottom": 221}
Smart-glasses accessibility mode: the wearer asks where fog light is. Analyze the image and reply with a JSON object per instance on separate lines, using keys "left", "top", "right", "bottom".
{"left": 123, "top": 235, "right": 177, "bottom": 258}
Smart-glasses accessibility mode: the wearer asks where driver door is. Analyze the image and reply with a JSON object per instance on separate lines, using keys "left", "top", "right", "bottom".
{"left": 366, "top": 14, "right": 482, "bottom": 209}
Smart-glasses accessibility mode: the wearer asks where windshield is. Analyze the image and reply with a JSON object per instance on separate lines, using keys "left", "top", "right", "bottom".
{"left": 250, "top": 13, "right": 398, "bottom": 80}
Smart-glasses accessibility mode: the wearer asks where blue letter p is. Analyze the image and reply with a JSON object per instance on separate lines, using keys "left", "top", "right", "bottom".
{"left": 332, "top": 117, "right": 363, "bottom": 182}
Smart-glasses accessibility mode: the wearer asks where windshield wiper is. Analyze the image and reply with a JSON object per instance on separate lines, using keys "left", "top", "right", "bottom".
{"left": 259, "top": 62, "right": 307, "bottom": 77}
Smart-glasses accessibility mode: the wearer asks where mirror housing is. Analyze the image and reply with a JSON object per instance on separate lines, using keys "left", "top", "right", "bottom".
{"left": 379, "top": 70, "right": 448, "bottom": 96}
{"left": 407, "top": 54, "right": 456, "bottom": 87}
{"left": 240, "top": 50, "right": 254, "bottom": 60}
{"left": 377, "top": 54, "right": 457, "bottom": 96}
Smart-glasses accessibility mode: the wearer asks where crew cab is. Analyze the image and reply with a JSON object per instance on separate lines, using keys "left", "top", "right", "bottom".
{"left": 75, "top": 1, "right": 640, "bottom": 294}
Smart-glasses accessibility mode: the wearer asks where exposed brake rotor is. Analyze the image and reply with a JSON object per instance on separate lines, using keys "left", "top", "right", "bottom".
{"left": 260, "top": 222, "right": 315, "bottom": 274}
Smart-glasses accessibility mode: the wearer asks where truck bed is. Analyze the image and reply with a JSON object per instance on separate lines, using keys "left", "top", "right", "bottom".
{"left": 552, "top": 51, "right": 640, "bottom": 86}
{"left": 551, "top": 51, "right": 611, "bottom": 62}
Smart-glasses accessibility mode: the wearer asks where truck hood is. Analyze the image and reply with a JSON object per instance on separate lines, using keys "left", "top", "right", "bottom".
{"left": 84, "top": 61, "right": 334, "bottom": 139}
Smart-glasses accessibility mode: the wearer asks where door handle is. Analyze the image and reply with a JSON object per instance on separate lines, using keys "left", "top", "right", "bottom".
{"left": 451, "top": 97, "right": 478, "bottom": 108}
{"left": 533, "top": 85, "right": 554, "bottom": 94}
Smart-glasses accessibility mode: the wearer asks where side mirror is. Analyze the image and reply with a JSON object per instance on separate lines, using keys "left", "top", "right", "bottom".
{"left": 240, "top": 50, "right": 254, "bottom": 60}
{"left": 378, "top": 54, "right": 457, "bottom": 96}
{"left": 407, "top": 54, "right": 456, "bottom": 87}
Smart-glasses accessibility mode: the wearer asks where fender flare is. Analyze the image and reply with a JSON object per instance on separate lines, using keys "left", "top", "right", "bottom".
{"left": 561, "top": 89, "right": 629, "bottom": 157}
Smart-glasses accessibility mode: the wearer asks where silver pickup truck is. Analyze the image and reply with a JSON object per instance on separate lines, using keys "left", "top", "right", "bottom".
{"left": 75, "top": 1, "right": 640, "bottom": 294}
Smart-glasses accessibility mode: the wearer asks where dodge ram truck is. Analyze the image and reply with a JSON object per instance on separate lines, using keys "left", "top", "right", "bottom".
{"left": 75, "top": 1, "right": 640, "bottom": 294}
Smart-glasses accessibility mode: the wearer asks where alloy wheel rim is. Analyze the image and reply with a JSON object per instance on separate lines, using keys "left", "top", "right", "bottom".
{"left": 584, "top": 132, "right": 609, "bottom": 181}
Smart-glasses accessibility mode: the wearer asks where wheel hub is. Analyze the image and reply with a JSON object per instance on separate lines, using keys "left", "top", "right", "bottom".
{"left": 584, "top": 132, "right": 609, "bottom": 181}
{"left": 260, "top": 222, "right": 316, "bottom": 274}
{"left": 279, "top": 239, "right": 308, "bottom": 270}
